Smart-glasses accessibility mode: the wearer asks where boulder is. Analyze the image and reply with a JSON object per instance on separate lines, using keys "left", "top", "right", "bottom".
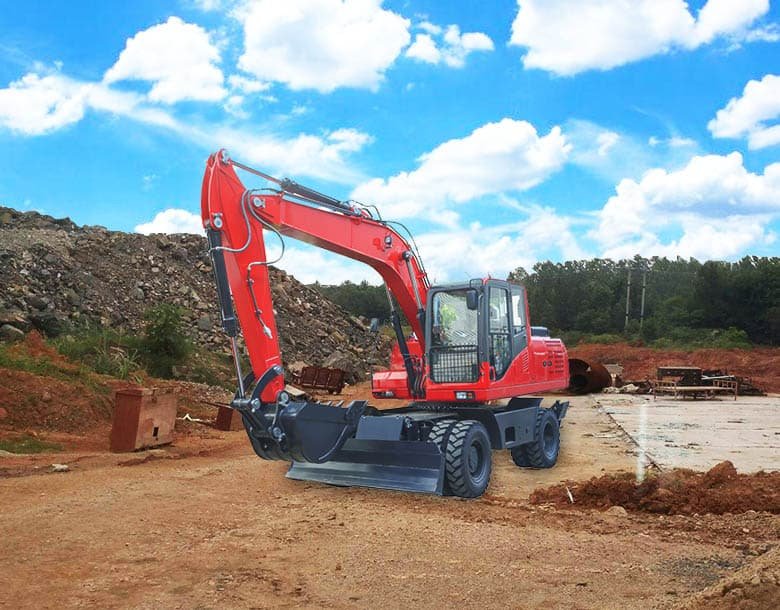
{"left": 0, "top": 324, "right": 24, "bottom": 342}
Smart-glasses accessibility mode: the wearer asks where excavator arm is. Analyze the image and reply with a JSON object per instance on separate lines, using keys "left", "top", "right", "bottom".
{"left": 201, "top": 150, "right": 429, "bottom": 402}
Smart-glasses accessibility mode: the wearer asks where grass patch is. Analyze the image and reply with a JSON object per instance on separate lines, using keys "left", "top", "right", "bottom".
{"left": 649, "top": 327, "right": 753, "bottom": 350}
{"left": 0, "top": 435, "right": 63, "bottom": 454}
{"left": 0, "top": 342, "right": 110, "bottom": 393}
{"left": 53, "top": 327, "right": 143, "bottom": 381}
{"left": 560, "top": 326, "right": 753, "bottom": 350}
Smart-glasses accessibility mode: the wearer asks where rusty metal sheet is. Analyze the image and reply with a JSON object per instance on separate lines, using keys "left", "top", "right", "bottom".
{"left": 568, "top": 358, "right": 612, "bottom": 394}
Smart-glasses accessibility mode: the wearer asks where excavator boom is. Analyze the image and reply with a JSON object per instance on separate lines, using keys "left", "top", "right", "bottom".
{"left": 202, "top": 151, "right": 428, "bottom": 400}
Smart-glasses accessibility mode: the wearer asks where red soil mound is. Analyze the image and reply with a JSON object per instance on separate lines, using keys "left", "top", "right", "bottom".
{"left": 530, "top": 461, "right": 780, "bottom": 515}
{"left": 0, "top": 333, "right": 115, "bottom": 432}
{"left": 0, "top": 333, "right": 232, "bottom": 433}
{"left": 0, "top": 368, "right": 113, "bottom": 433}
{"left": 570, "top": 343, "right": 780, "bottom": 393}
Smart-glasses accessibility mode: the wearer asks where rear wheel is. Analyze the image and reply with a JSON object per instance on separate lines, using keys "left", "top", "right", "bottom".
{"left": 443, "top": 420, "right": 492, "bottom": 498}
{"left": 525, "top": 409, "right": 560, "bottom": 468}
{"left": 509, "top": 445, "right": 531, "bottom": 467}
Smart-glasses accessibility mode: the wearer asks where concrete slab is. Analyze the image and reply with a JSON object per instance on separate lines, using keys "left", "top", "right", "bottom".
{"left": 596, "top": 394, "right": 780, "bottom": 473}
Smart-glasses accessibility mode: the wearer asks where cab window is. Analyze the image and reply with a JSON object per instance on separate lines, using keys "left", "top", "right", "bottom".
{"left": 510, "top": 285, "right": 528, "bottom": 353}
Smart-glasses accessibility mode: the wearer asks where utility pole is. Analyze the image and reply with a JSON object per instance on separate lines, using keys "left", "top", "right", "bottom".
{"left": 639, "top": 270, "right": 647, "bottom": 331}
{"left": 624, "top": 269, "right": 632, "bottom": 331}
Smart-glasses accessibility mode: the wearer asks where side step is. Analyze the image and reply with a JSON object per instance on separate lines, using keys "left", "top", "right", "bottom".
{"left": 286, "top": 438, "right": 445, "bottom": 494}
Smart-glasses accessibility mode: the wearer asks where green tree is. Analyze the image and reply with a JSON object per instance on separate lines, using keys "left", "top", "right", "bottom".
{"left": 140, "top": 304, "right": 192, "bottom": 378}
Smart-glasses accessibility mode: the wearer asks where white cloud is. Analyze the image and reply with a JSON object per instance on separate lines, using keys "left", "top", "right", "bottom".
{"left": 104, "top": 16, "right": 226, "bottom": 104}
{"left": 510, "top": 0, "right": 771, "bottom": 76}
{"left": 418, "top": 21, "right": 442, "bottom": 36}
{"left": 566, "top": 119, "right": 699, "bottom": 183}
{"left": 406, "top": 34, "right": 441, "bottom": 64}
{"left": 416, "top": 208, "right": 587, "bottom": 283}
{"left": 0, "top": 72, "right": 87, "bottom": 135}
{"left": 273, "top": 246, "right": 382, "bottom": 284}
{"left": 135, "top": 208, "right": 204, "bottom": 235}
{"left": 743, "top": 23, "right": 780, "bottom": 43}
{"left": 596, "top": 131, "right": 620, "bottom": 156}
{"left": 223, "top": 94, "right": 249, "bottom": 118}
{"left": 222, "top": 75, "right": 274, "bottom": 118}
{"left": 212, "top": 126, "right": 373, "bottom": 182}
{"left": 591, "top": 152, "right": 780, "bottom": 260}
{"left": 191, "top": 0, "right": 222, "bottom": 10}
{"left": 0, "top": 66, "right": 368, "bottom": 182}
{"left": 264, "top": 205, "right": 586, "bottom": 285}
{"left": 235, "top": 0, "right": 410, "bottom": 92}
{"left": 227, "top": 74, "right": 269, "bottom": 94}
{"left": 708, "top": 73, "right": 780, "bottom": 149}
{"left": 351, "top": 119, "right": 570, "bottom": 224}
{"left": 0, "top": 70, "right": 182, "bottom": 135}
{"left": 649, "top": 135, "right": 697, "bottom": 148}
{"left": 406, "top": 24, "right": 494, "bottom": 68}
{"left": 693, "top": 0, "right": 771, "bottom": 45}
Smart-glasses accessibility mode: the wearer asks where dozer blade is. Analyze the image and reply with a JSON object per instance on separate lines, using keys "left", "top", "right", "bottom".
{"left": 286, "top": 438, "right": 445, "bottom": 494}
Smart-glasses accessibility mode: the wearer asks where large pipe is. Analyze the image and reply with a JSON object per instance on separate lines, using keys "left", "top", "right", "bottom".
{"left": 568, "top": 358, "right": 612, "bottom": 394}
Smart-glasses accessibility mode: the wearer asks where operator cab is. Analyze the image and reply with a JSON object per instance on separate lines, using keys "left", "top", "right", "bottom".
{"left": 426, "top": 279, "right": 528, "bottom": 384}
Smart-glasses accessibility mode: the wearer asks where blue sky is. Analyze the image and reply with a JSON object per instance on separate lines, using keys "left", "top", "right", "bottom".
{"left": 1, "top": 0, "right": 779, "bottom": 284}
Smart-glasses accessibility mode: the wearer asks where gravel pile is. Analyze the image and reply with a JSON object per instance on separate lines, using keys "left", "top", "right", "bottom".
{"left": 0, "top": 206, "right": 388, "bottom": 381}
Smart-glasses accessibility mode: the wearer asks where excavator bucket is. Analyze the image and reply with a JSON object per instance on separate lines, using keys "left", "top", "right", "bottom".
{"left": 286, "top": 438, "right": 445, "bottom": 494}
{"left": 239, "top": 395, "right": 447, "bottom": 494}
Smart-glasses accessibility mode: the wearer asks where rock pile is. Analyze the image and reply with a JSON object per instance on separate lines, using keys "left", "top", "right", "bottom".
{"left": 0, "top": 206, "right": 389, "bottom": 382}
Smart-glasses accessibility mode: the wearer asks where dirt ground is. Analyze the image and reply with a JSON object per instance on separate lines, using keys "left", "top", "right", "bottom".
{"left": 570, "top": 343, "right": 780, "bottom": 393}
{"left": 1, "top": 393, "right": 778, "bottom": 609}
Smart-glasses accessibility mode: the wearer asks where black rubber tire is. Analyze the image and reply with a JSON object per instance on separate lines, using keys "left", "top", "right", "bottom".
{"left": 444, "top": 420, "right": 492, "bottom": 498}
{"left": 427, "top": 419, "right": 457, "bottom": 447}
{"left": 509, "top": 445, "right": 531, "bottom": 467}
{"left": 525, "top": 408, "right": 560, "bottom": 469}
{"left": 427, "top": 419, "right": 457, "bottom": 493}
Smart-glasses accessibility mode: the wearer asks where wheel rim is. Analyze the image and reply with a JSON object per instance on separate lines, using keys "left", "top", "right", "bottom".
{"left": 542, "top": 420, "right": 557, "bottom": 460}
{"left": 468, "top": 439, "right": 488, "bottom": 481}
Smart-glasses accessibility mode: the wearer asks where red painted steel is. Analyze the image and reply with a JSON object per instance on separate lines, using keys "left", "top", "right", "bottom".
{"left": 201, "top": 152, "right": 428, "bottom": 402}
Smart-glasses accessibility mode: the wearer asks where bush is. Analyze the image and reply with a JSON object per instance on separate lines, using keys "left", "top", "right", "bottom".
{"left": 558, "top": 331, "right": 625, "bottom": 346}
{"left": 651, "top": 326, "right": 752, "bottom": 350}
{"left": 582, "top": 333, "right": 626, "bottom": 345}
{"left": 54, "top": 327, "right": 142, "bottom": 380}
{"left": 139, "top": 304, "right": 192, "bottom": 378}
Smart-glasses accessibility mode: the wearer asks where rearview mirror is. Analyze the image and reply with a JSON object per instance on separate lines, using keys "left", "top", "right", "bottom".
{"left": 466, "top": 289, "right": 479, "bottom": 311}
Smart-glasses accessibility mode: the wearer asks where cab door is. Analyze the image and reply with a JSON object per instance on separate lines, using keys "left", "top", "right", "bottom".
{"left": 487, "top": 284, "right": 512, "bottom": 379}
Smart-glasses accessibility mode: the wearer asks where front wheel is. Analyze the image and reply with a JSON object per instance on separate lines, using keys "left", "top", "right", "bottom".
{"left": 444, "top": 420, "right": 492, "bottom": 498}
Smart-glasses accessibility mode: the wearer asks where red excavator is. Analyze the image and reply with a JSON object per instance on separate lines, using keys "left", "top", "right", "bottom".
{"left": 201, "top": 150, "right": 569, "bottom": 497}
